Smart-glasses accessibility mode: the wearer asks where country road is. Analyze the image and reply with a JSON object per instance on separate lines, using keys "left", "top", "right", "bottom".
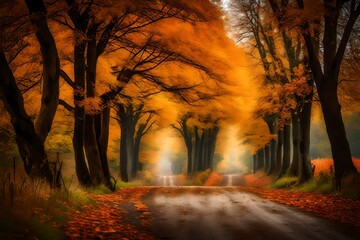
{"left": 145, "top": 187, "right": 360, "bottom": 240}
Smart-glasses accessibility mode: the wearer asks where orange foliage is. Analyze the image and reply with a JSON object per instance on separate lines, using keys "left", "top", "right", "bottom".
{"left": 240, "top": 186, "right": 360, "bottom": 228}
{"left": 64, "top": 187, "right": 155, "bottom": 240}
{"left": 242, "top": 172, "right": 274, "bottom": 188}
{"left": 311, "top": 158, "right": 360, "bottom": 177}
{"left": 204, "top": 172, "right": 223, "bottom": 186}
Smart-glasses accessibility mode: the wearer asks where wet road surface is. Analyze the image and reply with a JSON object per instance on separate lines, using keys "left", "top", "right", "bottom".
{"left": 145, "top": 187, "right": 360, "bottom": 240}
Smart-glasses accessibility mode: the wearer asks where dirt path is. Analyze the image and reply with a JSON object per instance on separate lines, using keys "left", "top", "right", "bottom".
{"left": 146, "top": 187, "right": 359, "bottom": 240}
{"left": 64, "top": 187, "right": 360, "bottom": 240}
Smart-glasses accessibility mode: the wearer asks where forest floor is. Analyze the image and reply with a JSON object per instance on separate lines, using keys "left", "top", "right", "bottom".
{"left": 63, "top": 186, "right": 360, "bottom": 240}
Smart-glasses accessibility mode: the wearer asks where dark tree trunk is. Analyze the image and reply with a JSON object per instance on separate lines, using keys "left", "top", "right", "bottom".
{"left": 289, "top": 110, "right": 300, "bottom": 176}
{"left": 264, "top": 144, "right": 271, "bottom": 173}
{"left": 127, "top": 125, "right": 136, "bottom": 179}
{"left": 96, "top": 107, "right": 111, "bottom": 183}
{"left": 25, "top": 0, "right": 60, "bottom": 142}
{"left": 194, "top": 127, "right": 201, "bottom": 171}
{"left": 279, "top": 124, "right": 291, "bottom": 177}
{"left": 297, "top": 0, "right": 360, "bottom": 188}
{"left": 84, "top": 115, "right": 104, "bottom": 185}
{"left": 298, "top": 91, "right": 313, "bottom": 183}
{"left": 268, "top": 139, "right": 277, "bottom": 175}
{"left": 274, "top": 129, "right": 284, "bottom": 175}
{"left": 208, "top": 127, "right": 219, "bottom": 170}
{"left": 252, "top": 153, "right": 258, "bottom": 174}
{"left": 134, "top": 123, "right": 145, "bottom": 173}
{"left": 134, "top": 135, "right": 142, "bottom": 171}
{"left": 186, "top": 147, "right": 193, "bottom": 173}
{"left": 318, "top": 84, "right": 357, "bottom": 185}
{"left": 202, "top": 129, "right": 210, "bottom": 170}
{"left": 257, "top": 148, "right": 265, "bottom": 170}
{"left": 0, "top": 0, "right": 61, "bottom": 185}
{"left": 117, "top": 104, "right": 143, "bottom": 180}
{"left": 134, "top": 122, "right": 150, "bottom": 172}
{"left": 0, "top": 49, "right": 53, "bottom": 183}
{"left": 66, "top": 2, "right": 92, "bottom": 186}
{"left": 199, "top": 130, "right": 206, "bottom": 171}
{"left": 83, "top": 25, "right": 104, "bottom": 185}
{"left": 264, "top": 115, "right": 277, "bottom": 175}
{"left": 72, "top": 42, "right": 91, "bottom": 186}
{"left": 120, "top": 124, "right": 129, "bottom": 182}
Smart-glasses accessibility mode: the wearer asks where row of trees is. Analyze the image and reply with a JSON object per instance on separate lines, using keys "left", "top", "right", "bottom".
{"left": 234, "top": 0, "right": 359, "bottom": 186}
{"left": 172, "top": 112, "right": 220, "bottom": 174}
{"left": 0, "top": 0, "right": 218, "bottom": 188}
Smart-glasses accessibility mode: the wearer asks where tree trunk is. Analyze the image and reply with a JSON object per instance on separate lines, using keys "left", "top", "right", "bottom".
{"left": 268, "top": 139, "right": 277, "bottom": 175}
{"left": 96, "top": 107, "right": 111, "bottom": 183}
{"left": 252, "top": 153, "right": 258, "bottom": 174}
{"left": 264, "top": 115, "right": 277, "bottom": 175}
{"left": 186, "top": 146, "right": 193, "bottom": 173}
{"left": 127, "top": 125, "right": 136, "bottom": 179}
{"left": 0, "top": 49, "right": 53, "bottom": 183}
{"left": 274, "top": 129, "right": 284, "bottom": 175}
{"left": 194, "top": 127, "right": 201, "bottom": 171}
{"left": 120, "top": 124, "right": 129, "bottom": 182}
{"left": 264, "top": 144, "right": 271, "bottom": 173}
{"left": 298, "top": 92, "right": 313, "bottom": 183}
{"left": 289, "top": 110, "right": 300, "bottom": 176}
{"left": 84, "top": 115, "right": 104, "bottom": 185}
{"left": 257, "top": 148, "right": 265, "bottom": 170}
{"left": 83, "top": 27, "right": 104, "bottom": 185}
{"left": 199, "top": 130, "right": 206, "bottom": 171}
{"left": 72, "top": 41, "right": 91, "bottom": 186}
{"left": 208, "top": 127, "right": 219, "bottom": 171}
{"left": 202, "top": 129, "right": 210, "bottom": 169}
{"left": 25, "top": 0, "right": 60, "bottom": 142}
{"left": 296, "top": 0, "right": 360, "bottom": 188}
{"left": 134, "top": 136, "right": 142, "bottom": 171}
{"left": 279, "top": 124, "right": 291, "bottom": 177}
{"left": 318, "top": 84, "right": 357, "bottom": 186}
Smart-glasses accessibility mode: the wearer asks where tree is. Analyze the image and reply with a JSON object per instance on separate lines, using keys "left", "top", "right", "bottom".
{"left": 231, "top": 0, "right": 315, "bottom": 180}
{"left": 266, "top": 0, "right": 315, "bottom": 182}
{"left": 171, "top": 112, "right": 194, "bottom": 174}
{"left": 173, "top": 112, "right": 220, "bottom": 173}
{"left": 295, "top": 0, "right": 360, "bottom": 187}
{"left": 56, "top": 0, "right": 217, "bottom": 187}
{"left": 0, "top": 0, "right": 60, "bottom": 184}
{"left": 115, "top": 102, "right": 155, "bottom": 181}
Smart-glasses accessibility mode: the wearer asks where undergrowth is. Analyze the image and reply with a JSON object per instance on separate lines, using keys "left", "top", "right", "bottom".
{"left": 0, "top": 169, "right": 102, "bottom": 239}
{"left": 177, "top": 169, "right": 213, "bottom": 186}
{"left": 272, "top": 172, "right": 336, "bottom": 195}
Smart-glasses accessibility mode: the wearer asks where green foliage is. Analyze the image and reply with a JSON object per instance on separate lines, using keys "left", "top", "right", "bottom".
{"left": 272, "top": 173, "right": 336, "bottom": 194}
{"left": 0, "top": 169, "right": 99, "bottom": 238}
{"left": 272, "top": 177, "right": 298, "bottom": 189}
{"left": 297, "top": 173, "right": 335, "bottom": 194}
{"left": 84, "top": 184, "right": 113, "bottom": 195}
{"left": 115, "top": 180, "right": 143, "bottom": 189}
{"left": 297, "top": 180, "right": 318, "bottom": 192}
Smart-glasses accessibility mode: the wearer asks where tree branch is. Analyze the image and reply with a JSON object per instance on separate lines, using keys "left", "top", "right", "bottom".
{"left": 59, "top": 69, "right": 75, "bottom": 89}
{"left": 59, "top": 99, "right": 74, "bottom": 112}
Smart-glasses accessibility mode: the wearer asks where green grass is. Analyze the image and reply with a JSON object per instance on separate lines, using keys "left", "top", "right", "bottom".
{"left": 116, "top": 180, "right": 142, "bottom": 188}
{"left": 272, "top": 177, "right": 298, "bottom": 189}
{"left": 0, "top": 170, "right": 100, "bottom": 239}
{"left": 84, "top": 184, "right": 113, "bottom": 195}
{"left": 273, "top": 173, "right": 336, "bottom": 194}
